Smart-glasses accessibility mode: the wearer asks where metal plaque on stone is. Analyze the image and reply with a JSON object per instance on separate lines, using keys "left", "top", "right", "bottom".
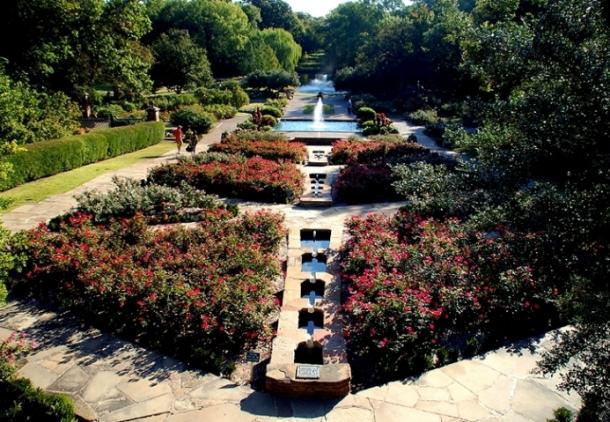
{"left": 296, "top": 365, "right": 320, "bottom": 379}
{"left": 246, "top": 352, "right": 260, "bottom": 363}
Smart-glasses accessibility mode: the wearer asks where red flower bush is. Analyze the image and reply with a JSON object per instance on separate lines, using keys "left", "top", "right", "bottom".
{"left": 340, "top": 210, "right": 558, "bottom": 384}
{"left": 330, "top": 138, "right": 426, "bottom": 165}
{"left": 209, "top": 136, "right": 306, "bottom": 162}
{"left": 333, "top": 164, "right": 399, "bottom": 204}
{"left": 15, "top": 211, "right": 285, "bottom": 373}
{"left": 149, "top": 156, "right": 304, "bottom": 203}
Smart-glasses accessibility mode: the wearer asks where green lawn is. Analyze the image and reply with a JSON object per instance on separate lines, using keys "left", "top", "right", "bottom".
{"left": 0, "top": 141, "right": 176, "bottom": 212}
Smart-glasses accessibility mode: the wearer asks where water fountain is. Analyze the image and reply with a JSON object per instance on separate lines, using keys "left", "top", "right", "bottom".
{"left": 313, "top": 97, "right": 324, "bottom": 129}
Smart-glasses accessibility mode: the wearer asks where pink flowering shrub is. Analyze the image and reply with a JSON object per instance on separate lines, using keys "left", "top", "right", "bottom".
{"left": 330, "top": 138, "right": 426, "bottom": 164}
{"left": 149, "top": 156, "right": 304, "bottom": 203}
{"left": 340, "top": 210, "right": 558, "bottom": 383}
{"left": 209, "top": 137, "right": 307, "bottom": 162}
{"left": 333, "top": 164, "right": 399, "bottom": 204}
{"left": 14, "top": 211, "right": 284, "bottom": 373}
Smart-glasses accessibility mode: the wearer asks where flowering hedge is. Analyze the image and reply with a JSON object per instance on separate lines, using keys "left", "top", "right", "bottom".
{"left": 149, "top": 156, "right": 304, "bottom": 203}
{"left": 340, "top": 211, "right": 558, "bottom": 384}
{"left": 330, "top": 138, "right": 426, "bottom": 165}
{"left": 333, "top": 164, "right": 399, "bottom": 204}
{"left": 14, "top": 211, "right": 284, "bottom": 373}
{"left": 209, "top": 137, "right": 306, "bottom": 162}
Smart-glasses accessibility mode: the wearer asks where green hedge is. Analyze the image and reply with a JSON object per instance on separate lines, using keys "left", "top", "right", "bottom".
{"left": 1, "top": 362, "right": 75, "bottom": 421}
{"left": 1, "top": 122, "right": 165, "bottom": 191}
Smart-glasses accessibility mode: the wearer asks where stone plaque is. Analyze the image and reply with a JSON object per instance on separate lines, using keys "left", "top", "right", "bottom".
{"left": 296, "top": 365, "right": 320, "bottom": 379}
{"left": 246, "top": 352, "right": 260, "bottom": 363}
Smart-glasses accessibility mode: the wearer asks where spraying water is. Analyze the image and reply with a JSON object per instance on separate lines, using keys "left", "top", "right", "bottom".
{"left": 313, "top": 98, "right": 324, "bottom": 129}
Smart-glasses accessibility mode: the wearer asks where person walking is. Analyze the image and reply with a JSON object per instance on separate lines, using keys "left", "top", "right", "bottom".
{"left": 347, "top": 98, "right": 353, "bottom": 115}
{"left": 172, "top": 125, "right": 184, "bottom": 155}
{"left": 187, "top": 129, "right": 199, "bottom": 156}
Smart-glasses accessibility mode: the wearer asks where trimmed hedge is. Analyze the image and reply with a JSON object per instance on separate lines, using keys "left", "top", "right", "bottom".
{"left": 1, "top": 122, "right": 165, "bottom": 191}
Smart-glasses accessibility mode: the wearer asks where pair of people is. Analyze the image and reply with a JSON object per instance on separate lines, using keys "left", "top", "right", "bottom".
{"left": 172, "top": 125, "right": 198, "bottom": 155}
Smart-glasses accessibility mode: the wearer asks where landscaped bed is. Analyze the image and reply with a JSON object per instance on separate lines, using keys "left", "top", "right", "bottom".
{"left": 339, "top": 210, "right": 560, "bottom": 386}
{"left": 331, "top": 136, "right": 455, "bottom": 204}
{"left": 209, "top": 135, "right": 306, "bottom": 162}
{"left": 12, "top": 209, "right": 285, "bottom": 373}
{"left": 149, "top": 153, "right": 304, "bottom": 203}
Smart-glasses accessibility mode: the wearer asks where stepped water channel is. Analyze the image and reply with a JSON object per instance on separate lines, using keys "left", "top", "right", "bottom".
{"left": 265, "top": 77, "right": 355, "bottom": 397}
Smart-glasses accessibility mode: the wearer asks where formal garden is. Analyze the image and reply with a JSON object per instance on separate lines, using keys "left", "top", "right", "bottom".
{"left": 0, "top": 0, "right": 608, "bottom": 421}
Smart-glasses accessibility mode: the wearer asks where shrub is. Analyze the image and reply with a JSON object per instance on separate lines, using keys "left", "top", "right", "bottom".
{"left": 147, "top": 93, "right": 198, "bottom": 111}
{"left": 260, "top": 115, "right": 277, "bottom": 127}
{"left": 330, "top": 138, "right": 427, "bottom": 165}
{"left": 194, "top": 85, "right": 249, "bottom": 109}
{"left": 149, "top": 156, "right": 304, "bottom": 203}
{"left": 70, "top": 177, "right": 235, "bottom": 224}
{"left": 95, "top": 104, "right": 126, "bottom": 119}
{"left": 356, "top": 107, "right": 376, "bottom": 122}
{"left": 392, "top": 162, "right": 488, "bottom": 218}
{"left": 171, "top": 108, "right": 216, "bottom": 134}
{"left": 333, "top": 164, "right": 398, "bottom": 204}
{"left": 230, "top": 130, "right": 288, "bottom": 142}
{"left": 340, "top": 211, "right": 558, "bottom": 384}
{"left": 408, "top": 109, "right": 440, "bottom": 126}
{"left": 243, "top": 70, "right": 298, "bottom": 90}
{"left": 1, "top": 122, "right": 165, "bottom": 190}
{"left": 202, "top": 104, "right": 237, "bottom": 120}
{"left": 261, "top": 105, "right": 282, "bottom": 118}
{"left": 0, "top": 332, "right": 76, "bottom": 421}
{"left": 14, "top": 211, "right": 284, "bottom": 373}
{"left": 265, "top": 98, "right": 288, "bottom": 109}
{"left": 209, "top": 137, "right": 306, "bottom": 162}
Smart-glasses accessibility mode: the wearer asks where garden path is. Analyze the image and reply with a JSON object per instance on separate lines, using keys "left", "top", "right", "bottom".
{"left": 0, "top": 299, "right": 580, "bottom": 422}
{"left": 0, "top": 113, "right": 249, "bottom": 233}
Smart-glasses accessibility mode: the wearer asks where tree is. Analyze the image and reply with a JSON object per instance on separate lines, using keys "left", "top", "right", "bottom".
{"left": 240, "top": 33, "right": 282, "bottom": 74}
{"left": 322, "top": 1, "right": 385, "bottom": 68}
{"left": 0, "top": 70, "right": 79, "bottom": 145}
{"left": 260, "top": 29, "right": 302, "bottom": 72}
{"left": 1, "top": 0, "right": 153, "bottom": 100}
{"left": 243, "top": 0, "right": 298, "bottom": 32}
{"left": 151, "top": 30, "right": 213, "bottom": 91}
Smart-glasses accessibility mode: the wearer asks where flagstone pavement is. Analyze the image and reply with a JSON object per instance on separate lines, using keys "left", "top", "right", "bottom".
{"left": 0, "top": 300, "right": 580, "bottom": 422}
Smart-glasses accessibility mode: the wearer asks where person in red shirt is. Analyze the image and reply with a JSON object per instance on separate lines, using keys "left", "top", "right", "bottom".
{"left": 172, "top": 125, "right": 184, "bottom": 154}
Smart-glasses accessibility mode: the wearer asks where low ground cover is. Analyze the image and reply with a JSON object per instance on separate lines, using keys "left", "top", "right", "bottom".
{"left": 209, "top": 135, "right": 306, "bottom": 162}
{"left": 11, "top": 210, "right": 284, "bottom": 373}
{"left": 148, "top": 153, "right": 304, "bottom": 203}
{"left": 340, "top": 210, "right": 560, "bottom": 386}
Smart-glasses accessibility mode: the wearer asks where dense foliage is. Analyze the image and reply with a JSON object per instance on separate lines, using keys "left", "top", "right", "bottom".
{"left": 1, "top": 122, "right": 164, "bottom": 191}
{"left": 0, "top": 71, "right": 80, "bottom": 145}
{"left": 71, "top": 177, "right": 235, "bottom": 225}
{"left": 13, "top": 211, "right": 284, "bottom": 372}
{"left": 340, "top": 211, "right": 559, "bottom": 384}
{"left": 148, "top": 153, "right": 304, "bottom": 203}
{"left": 209, "top": 136, "right": 306, "bottom": 162}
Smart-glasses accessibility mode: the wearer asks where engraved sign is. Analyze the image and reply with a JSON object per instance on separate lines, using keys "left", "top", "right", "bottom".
{"left": 296, "top": 365, "right": 320, "bottom": 379}
{"left": 246, "top": 352, "right": 260, "bottom": 363}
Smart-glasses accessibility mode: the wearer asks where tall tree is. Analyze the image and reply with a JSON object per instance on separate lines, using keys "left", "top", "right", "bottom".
{"left": 1, "top": 0, "right": 153, "bottom": 100}
{"left": 151, "top": 29, "right": 213, "bottom": 91}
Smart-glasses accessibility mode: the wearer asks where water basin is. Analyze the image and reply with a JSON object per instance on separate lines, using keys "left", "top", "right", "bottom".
{"left": 276, "top": 120, "right": 359, "bottom": 132}
{"left": 298, "top": 74, "right": 336, "bottom": 94}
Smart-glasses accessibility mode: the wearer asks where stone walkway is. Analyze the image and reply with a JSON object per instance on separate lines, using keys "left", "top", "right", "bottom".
{"left": 0, "top": 113, "right": 249, "bottom": 233}
{"left": 0, "top": 300, "right": 580, "bottom": 422}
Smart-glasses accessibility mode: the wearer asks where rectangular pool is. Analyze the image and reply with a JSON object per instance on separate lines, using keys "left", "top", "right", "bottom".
{"left": 276, "top": 120, "right": 359, "bottom": 133}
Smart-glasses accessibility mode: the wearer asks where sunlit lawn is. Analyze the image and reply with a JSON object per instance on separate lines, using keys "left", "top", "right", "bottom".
{"left": 0, "top": 141, "right": 176, "bottom": 212}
